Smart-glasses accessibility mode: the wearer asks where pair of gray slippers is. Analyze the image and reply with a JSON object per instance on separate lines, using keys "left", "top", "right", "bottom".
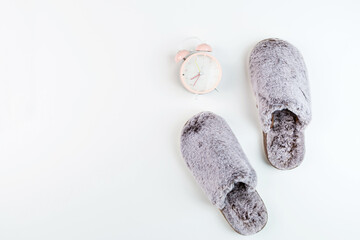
{"left": 180, "top": 39, "right": 311, "bottom": 235}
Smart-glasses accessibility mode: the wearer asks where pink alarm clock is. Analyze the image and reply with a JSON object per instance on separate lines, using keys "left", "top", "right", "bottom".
{"left": 175, "top": 43, "right": 222, "bottom": 94}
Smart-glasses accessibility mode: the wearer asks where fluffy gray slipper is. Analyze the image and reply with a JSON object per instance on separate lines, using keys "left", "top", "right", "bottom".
{"left": 180, "top": 112, "right": 267, "bottom": 235}
{"left": 249, "top": 38, "right": 311, "bottom": 170}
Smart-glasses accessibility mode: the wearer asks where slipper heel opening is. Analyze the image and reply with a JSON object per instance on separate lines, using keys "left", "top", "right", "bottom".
{"left": 221, "top": 183, "right": 268, "bottom": 235}
{"left": 266, "top": 109, "right": 305, "bottom": 170}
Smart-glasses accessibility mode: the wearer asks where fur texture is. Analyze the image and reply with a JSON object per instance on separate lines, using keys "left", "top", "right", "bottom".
{"left": 180, "top": 112, "right": 267, "bottom": 235}
{"left": 265, "top": 110, "right": 305, "bottom": 169}
{"left": 249, "top": 38, "right": 311, "bottom": 169}
{"left": 222, "top": 183, "right": 267, "bottom": 235}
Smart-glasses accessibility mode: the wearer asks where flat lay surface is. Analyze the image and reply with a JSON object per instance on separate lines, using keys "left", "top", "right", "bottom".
{"left": 0, "top": 0, "right": 359, "bottom": 239}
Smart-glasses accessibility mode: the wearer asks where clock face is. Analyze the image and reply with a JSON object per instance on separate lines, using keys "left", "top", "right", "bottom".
{"left": 180, "top": 52, "right": 222, "bottom": 94}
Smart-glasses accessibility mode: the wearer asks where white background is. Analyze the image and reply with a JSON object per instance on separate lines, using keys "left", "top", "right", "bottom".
{"left": 0, "top": 0, "right": 359, "bottom": 239}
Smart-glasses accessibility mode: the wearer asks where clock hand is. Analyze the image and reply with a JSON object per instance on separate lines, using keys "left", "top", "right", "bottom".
{"left": 193, "top": 75, "right": 200, "bottom": 86}
{"left": 195, "top": 58, "right": 201, "bottom": 73}
{"left": 190, "top": 73, "right": 200, "bottom": 80}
